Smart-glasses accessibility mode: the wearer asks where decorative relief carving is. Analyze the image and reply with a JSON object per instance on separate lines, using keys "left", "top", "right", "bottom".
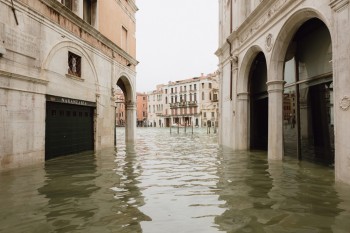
{"left": 239, "top": 0, "right": 288, "bottom": 45}
{"left": 265, "top": 33, "right": 274, "bottom": 52}
{"left": 340, "top": 96, "right": 350, "bottom": 111}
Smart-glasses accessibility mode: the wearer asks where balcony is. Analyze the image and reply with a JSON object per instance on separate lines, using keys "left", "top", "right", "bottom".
{"left": 170, "top": 101, "right": 198, "bottom": 109}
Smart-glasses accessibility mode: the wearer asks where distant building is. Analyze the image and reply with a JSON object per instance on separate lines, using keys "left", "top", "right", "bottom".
{"left": 136, "top": 93, "right": 148, "bottom": 127}
{"left": 147, "top": 73, "right": 219, "bottom": 128}
{"left": 115, "top": 88, "right": 125, "bottom": 127}
{"left": 147, "top": 85, "right": 164, "bottom": 127}
{"left": 115, "top": 91, "right": 147, "bottom": 127}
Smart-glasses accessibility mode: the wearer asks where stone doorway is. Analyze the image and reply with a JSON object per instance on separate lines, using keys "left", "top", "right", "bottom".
{"left": 249, "top": 52, "right": 268, "bottom": 150}
{"left": 283, "top": 18, "right": 334, "bottom": 164}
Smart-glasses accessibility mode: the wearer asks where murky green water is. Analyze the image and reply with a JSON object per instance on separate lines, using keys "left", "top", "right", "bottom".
{"left": 1, "top": 128, "right": 350, "bottom": 233}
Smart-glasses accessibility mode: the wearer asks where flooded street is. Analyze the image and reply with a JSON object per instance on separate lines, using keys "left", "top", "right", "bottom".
{"left": 1, "top": 128, "right": 350, "bottom": 233}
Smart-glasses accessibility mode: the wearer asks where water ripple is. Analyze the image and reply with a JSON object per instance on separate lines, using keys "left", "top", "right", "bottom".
{"left": 1, "top": 128, "right": 350, "bottom": 232}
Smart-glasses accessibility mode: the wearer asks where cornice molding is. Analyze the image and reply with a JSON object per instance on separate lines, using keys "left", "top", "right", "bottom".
{"left": 114, "top": 0, "right": 137, "bottom": 22}
{"left": 39, "top": 0, "right": 138, "bottom": 66}
{"left": 330, "top": 0, "right": 350, "bottom": 12}
{"left": 128, "top": 0, "right": 138, "bottom": 12}
{"left": 0, "top": 70, "right": 48, "bottom": 85}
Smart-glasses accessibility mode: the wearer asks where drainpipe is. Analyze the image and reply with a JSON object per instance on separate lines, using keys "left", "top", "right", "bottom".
{"left": 230, "top": 0, "right": 233, "bottom": 34}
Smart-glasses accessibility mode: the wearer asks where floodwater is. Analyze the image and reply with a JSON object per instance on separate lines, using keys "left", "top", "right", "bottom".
{"left": 1, "top": 128, "right": 350, "bottom": 233}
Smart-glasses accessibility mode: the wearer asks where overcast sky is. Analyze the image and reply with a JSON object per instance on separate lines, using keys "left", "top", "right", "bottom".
{"left": 136, "top": 0, "right": 219, "bottom": 93}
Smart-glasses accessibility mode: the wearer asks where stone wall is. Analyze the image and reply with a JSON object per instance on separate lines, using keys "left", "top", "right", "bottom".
{"left": 0, "top": 0, "right": 137, "bottom": 170}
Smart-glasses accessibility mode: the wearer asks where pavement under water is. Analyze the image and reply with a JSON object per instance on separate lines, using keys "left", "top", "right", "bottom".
{"left": 1, "top": 128, "right": 350, "bottom": 233}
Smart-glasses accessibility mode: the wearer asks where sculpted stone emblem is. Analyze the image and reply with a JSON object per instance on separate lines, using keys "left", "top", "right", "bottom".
{"left": 265, "top": 33, "right": 273, "bottom": 52}
{"left": 340, "top": 96, "right": 350, "bottom": 111}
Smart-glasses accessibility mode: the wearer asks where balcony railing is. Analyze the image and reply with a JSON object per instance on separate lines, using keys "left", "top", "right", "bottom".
{"left": 169, "top": 101, "right": 198, "bottom": 108}
{"left": 170, "top": 112, "right": 199, "bottom": 116}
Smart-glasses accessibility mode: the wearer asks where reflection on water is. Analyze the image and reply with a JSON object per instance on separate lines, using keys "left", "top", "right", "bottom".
{"left": 0, "top": 128, "right": 350, "bottom": 232}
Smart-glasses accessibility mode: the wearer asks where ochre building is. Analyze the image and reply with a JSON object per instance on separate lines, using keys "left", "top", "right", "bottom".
{"left": 216, "top": 0, "right": 350, "bottom": 184}
{"left": 0, "top": 0, "right": 138, "bottom": 169}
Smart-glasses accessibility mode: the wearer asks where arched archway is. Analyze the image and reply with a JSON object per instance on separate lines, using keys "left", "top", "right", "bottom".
{"left": 271, "top": 9, "right": 333, "bottom": 164}
{"left": 43, "top": 41, "right": 100, "bottom": 159}
{"left": 236, "top": 46, "right": 267, "bottom": 150}
{"left": 115, "top": 75, "right": 136, "bottom": 143}
{"left": 249, "top": 52, "right": 268, "bottom": 150}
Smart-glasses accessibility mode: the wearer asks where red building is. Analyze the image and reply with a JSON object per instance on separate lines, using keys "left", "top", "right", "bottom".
{"left": 137, "top": 93, "right": 148, "bottom": 127}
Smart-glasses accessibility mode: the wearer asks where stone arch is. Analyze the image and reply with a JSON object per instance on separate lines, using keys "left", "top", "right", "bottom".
{"left": 267, "top": 8, "right": 333, "bottom": 161}
{"left": 237, "top": 45, "right": 265, "bottom": 94}
{"left": 270, "top": 8, "right": 332, "bottom": 81}
{"left": 42, "top": 40, "right": 100, "bottom": 93}
{"left": 235, "top": 45, "right": 267, "bottom": 150}
{"left": 116, "top": 73, "right": 135, "bottom": 103}
{"left": 115, "top": 73, "right": 136, "bottom": 143}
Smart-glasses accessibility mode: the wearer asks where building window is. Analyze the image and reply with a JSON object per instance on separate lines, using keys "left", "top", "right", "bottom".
{"left": 203, "top": 112, "right": 206, "bottom": 118}
{"left": 202, "top": 83, "right": 205, "bottom": 88}
{"left": 212, "top": 112, "right": 214, "bottom": 117}
{"left": 83, "top": 0, "right": 97, "bottom": 25}
{"left": 202, "top": 92, "right": 205, "bottom": 100}
{"left": 61, "top": 0, "right": 73, "bottom": 10}
{"left": 194, "top": 93, "right": 197, "bottom": 101}
{"left": 121, "top": 26, "right": 128, "bottom": 51}
{"left": 165, "top": 89, "right": 168, "bottom": 94}
{"left": 194, "top": 84, "right": 197, "bottom": 90}
{"left": 68, "top": 51, "right": 81, "bottom": 77}
{"left": 209, "top": 83, "right": 212, "bottom": 89}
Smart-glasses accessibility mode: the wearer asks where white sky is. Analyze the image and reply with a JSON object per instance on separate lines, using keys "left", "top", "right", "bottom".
{"left": 135, "top": 0, "right": 219, "bottom": 93}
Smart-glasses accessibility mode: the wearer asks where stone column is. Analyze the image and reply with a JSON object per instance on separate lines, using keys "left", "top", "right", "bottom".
{"left": 330, "top": 0, "right": 350, "bottom": 184}
{"left": 235, "top": 92, "right": 249, "bottom": 150}
{"left": 267, "top": 80, "right": 284, "bottom": 160}
{"left": 126, "top": 102, "right": 136, "bottom": 143}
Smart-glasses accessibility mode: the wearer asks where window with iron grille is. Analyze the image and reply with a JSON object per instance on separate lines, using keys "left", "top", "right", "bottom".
{"left": 68, "top": 52, "right": 81, "bottom": 77}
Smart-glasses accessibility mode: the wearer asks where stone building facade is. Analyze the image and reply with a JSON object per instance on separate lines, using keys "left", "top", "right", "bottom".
{"left": 136, "top": 92, "right": 148, "bottom": 127}
{"left": 0, "top": 0, "right": 137, "bottom": 169}
{"left": 217, "top": 0, "right": 350, "bottom": 184}
{"left": 115, "top": 88, "right": 125, "bottom": 127}
{"left": 147, "top": 73, "right": 219, "bottom": 128}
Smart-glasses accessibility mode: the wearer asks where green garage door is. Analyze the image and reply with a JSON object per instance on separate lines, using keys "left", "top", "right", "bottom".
{"left": 45, "top": 101, "right": 94, "bottom": 160}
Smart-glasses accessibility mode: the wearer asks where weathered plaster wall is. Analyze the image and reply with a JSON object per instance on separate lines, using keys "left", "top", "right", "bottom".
{"left": 0, "top": 0, "right": 137, "bottom": 170}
